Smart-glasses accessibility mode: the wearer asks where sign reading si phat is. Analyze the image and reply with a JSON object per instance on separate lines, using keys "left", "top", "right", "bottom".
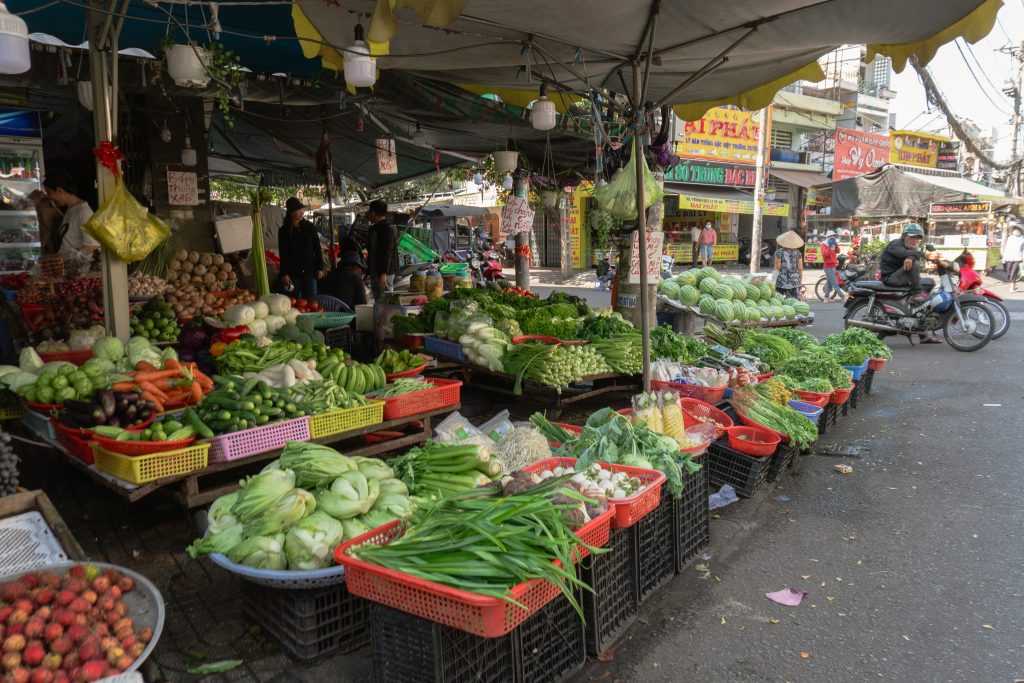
{"left": 833, "top": 128, "right": 889, "bottom": 180}
{"left": 889, "top": 130, "right": 948, "bottom": 169}
{"left": 929, "top": 201, "right": 991, "bottom": 215}
{"left": 675, "top": 106, "right": 770, "bottom": 165}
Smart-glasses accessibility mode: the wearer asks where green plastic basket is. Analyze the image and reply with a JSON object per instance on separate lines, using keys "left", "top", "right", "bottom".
{"left": 398, "top": 233, "right": 439, "bottom": 262}
{"left": 298, "top": 312, "right": 357, "bottom": 330}
{"left": 439, "top": 262, "right": 469, "bottom": 276}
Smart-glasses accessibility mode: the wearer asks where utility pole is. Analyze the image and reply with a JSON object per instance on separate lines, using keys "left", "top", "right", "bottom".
{"left": 749, "top": 106, "right": 770, "bottom": 274}
{"left": 1001, "top": 42, "right": 1023, "bottom": 198}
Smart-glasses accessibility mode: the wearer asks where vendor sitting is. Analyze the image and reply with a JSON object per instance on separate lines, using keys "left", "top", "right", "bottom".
{"left": 319, "top": 251, "right": 367, "bottom": 311}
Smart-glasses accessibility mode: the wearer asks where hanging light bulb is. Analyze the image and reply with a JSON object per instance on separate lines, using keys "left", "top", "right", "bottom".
{"left": 473, "top": 171, "right": 483, "bottom": 186}
{"left": 0, "top": 2, "right": 30, "bottom": 75}
{"left": 160, "top": 121, "right": 172, "bottom": 144}
{"left": 502, "top": 173, "right": 514, "bottom": 190}
{"left": 411, "top": 122, "right": 426, "bottom": 147}
{"left": 343, "top": 24, "right": 377, "bottom": 88}
{"left": 181, "top": 136, "right": 197, "bottom": 166}
{"left": 530, "top": 83, "right": 556, "bottom": 131}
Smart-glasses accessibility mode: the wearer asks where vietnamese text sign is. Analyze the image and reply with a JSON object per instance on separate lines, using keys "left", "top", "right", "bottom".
{"left": 833, "top": 128, "right": 889, "bottom": 180}
{"left": 675, "top": 106, "right": 770, "bottom": 165}
{"left": 663, "top": 160, "right": 758, "bottom": 187}
{"left": 376, "top": 138, "right": 398, "bottom": 175}
{"left": 936, "top": 141, "right": 961, "bottom": 171}
{"left": 166, "top": 171, "right": 199, "bottom": 206}
{"left": 500, "top": 196, "right": 535, "bottom": 236}
{"left": 889, "top": 130, "right": 947, "bottom": 168}
{"left": 628, "top": 230, "right": 664, "bottom": 283}
{"left": 929, "top": 201, "right": 991, "bottom": 215}
{"left": 674, "top": 192, "right": 789, "bottom": 217}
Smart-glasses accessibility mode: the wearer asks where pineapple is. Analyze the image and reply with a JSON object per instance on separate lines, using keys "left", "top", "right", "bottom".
{"left": 660, "top": 391, "right": 687, "bottom": 445}
{"left": 632, "top": 392, "right": 664, "bottom": 434}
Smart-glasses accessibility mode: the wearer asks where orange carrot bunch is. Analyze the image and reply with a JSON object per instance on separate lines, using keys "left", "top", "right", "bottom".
{"left": 112, "top": 359, "right": 214, "bottom": 411}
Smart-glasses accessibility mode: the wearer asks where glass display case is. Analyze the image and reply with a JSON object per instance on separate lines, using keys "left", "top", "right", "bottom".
{"left": 0, "top": 109, "right": 44, "bottom": 275}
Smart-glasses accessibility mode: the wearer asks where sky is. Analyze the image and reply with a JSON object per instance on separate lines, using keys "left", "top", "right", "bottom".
{"left": 889, "top": 1, "right": 1024, "bottom": 160}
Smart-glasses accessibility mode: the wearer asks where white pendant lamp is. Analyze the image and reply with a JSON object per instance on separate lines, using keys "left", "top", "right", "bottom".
{"left": 502, "top": 173, "right": 514, "bottom": 190}
{"left": 344, "top": 24, "right": 376, "bottom": 88}
{"left": 0, "top": 2, "right": 30, "bottom": 75}
{"left": 411, "top": 122, "right": 426, "bottom": 147}
{"left": 181, "top": 136, "right": 197, "bottom": 167}
{"left": 530, "top": 83, "right": 556, "bottom": 131}
{"left": 473, "top": 171, "right": 483, "bottom": 186}
{"left": 494, "top": 150, "right": 518, "bottom": 173}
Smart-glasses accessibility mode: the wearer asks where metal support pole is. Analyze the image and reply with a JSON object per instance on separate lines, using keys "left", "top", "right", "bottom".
{"left": 749, "top": 106, "right": 769, "bottom": 275}
{"left": 514, "top": 176, "right": 530, "bottom": 289}
{"left": 633, "top": 64, "right": 651, "bottom": 392}
{"left": 88, "top": 1, "right": 130, "bottom": 341}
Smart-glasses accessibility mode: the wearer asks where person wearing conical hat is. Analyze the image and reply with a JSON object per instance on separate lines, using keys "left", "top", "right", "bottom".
{"left": 772, "top": 230, "right": 805, "bottom": 299}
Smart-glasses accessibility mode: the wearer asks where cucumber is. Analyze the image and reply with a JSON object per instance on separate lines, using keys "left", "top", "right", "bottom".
{"left": 183, "top": 408, "right": 214, "bottom": 439}
{"left": 92, "top": 425, "right": 123, "bottom": 439}
{"left": 162, "top": 420, "right": 183, "bottom": 432}
{"left": 166, "top": 427, "right": 195, "bottom": 441}
{"left": 239, "top": 377, "right": 262, "bottom": 397}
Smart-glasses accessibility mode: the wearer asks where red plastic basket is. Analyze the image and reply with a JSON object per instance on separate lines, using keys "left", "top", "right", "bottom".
{"left": 335, "top": 508, "right": 614, "bottom": 638}
{"left": 512, "top": 335, "right": 560, "bottom": 345}
{"left": 725, "top": 426, "right": 780, "bottom": 457}
{"left": 679, "top": 398, "right": 733, "bottom": 440}
{"left": 23, "top": 400, "right": 63, "bottom": 415}
{"left": 383, "top": 356, "right": 431, "bottom": 381}
{"left": 91, "top": 433, "right": 198, "bottom": 456}
{"left": 38, "top": 349, "right": 94, "bottom": 365}
{"left": 546, "top": 423, "right": 582, "bottom": 448}
{"left": 868, "top": 357, "right": 888, "bottom": 371}
{"left": 379, "top": 379, "right": 462, "bottom": 420}
{"left": 792, "top": 390, "right": 830, "bottom": 408}
{"left": 733, "top": 409, "right": 790, "bottom": 444}
{"left": 755, "top": 372, "right": 774, "bottom": 383}
{"left": 650, "top": 379, "right": 727, "bottom": 404}
{"left": 831, "top": 382, "right": 854, "bottom": 405}
{"left": 207, "top": 416, "right": 311, "bottom": 463}
{"left": 52, "top": 413, "right": 155, "bottom": 442}
{"left": 53, "top": 420, "right": 96, "bottom": 464}
{"left": 525, "top": 457, "right": 666, "bottom": 530}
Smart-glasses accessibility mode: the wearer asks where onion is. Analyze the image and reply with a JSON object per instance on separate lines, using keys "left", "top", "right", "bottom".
{"left": 176, "top": 249, "right": 188, "bottom": 261}
{"left": 188, "top": 251, "right": 200, "bottom": 264}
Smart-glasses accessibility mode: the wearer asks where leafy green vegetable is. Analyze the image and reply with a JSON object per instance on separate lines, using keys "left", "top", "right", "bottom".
{"left": 738, "top": 330, "right": 797, "bottom": 369}
{"left": 577, "top": 313, "right": 635, "bottom": 340}
{"left": 650, "top": 325, "right": 710, "bottom": 363}
{"left": 187, "top": 660, "right": 244, "bottom": 675}
{"left": 729, "top": 386, "right": 818, "bottom": 448}
{"left": 824, "top": 327, "right": 893, "bottom": 360}
{"left": 761, "top": 327, "right": 819, "bottom": 350}
{"left": 515, "top": 307, "right": 580, "bottom": 339}
{"left": 776, "top": 349, "right": 851, "bottom": 390}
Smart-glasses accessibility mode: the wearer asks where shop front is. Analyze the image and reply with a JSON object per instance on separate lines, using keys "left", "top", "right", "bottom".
{"left": 927, "top": 201, "right": 1003, "bottom": 270}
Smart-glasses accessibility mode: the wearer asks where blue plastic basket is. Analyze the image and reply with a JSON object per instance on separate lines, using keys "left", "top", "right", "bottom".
{"left": 788, "top": 400, "right": 824, "bottom": 421}
{"left": 423, "top": 335, "right": 467, "bottom": 362}
{"left": 842, "top": 359, "right": 869, "bottom": 381}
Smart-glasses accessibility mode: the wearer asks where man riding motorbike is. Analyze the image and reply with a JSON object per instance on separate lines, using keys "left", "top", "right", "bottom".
{"left": 879, "top": 223, "right": 940, "bottom": 343}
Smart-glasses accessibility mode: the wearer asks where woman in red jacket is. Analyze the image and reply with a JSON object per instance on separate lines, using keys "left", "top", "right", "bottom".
{"left": 820, "top": 232, "right": 843, "bottom": 302}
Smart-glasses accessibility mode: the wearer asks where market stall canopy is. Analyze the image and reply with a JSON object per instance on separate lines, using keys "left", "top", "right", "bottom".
{"left": 416, "top": 205, "right": 491, "bottom": 218}
{"left": 770, "top": 169, "right": 833, "bottom": 188}
{"left": 829, "top": 165, "right": 1019, "bottom": 218}
{"left": 293, "top": 0, "right": 999, "bottom": 119}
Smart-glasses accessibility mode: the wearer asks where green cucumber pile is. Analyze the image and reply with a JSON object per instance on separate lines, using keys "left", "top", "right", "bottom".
{"left": 94, "top": 419, "right": 195, "bottom": 442}
{"left": 190, "top": 375, "right": 306, "bottom": 435}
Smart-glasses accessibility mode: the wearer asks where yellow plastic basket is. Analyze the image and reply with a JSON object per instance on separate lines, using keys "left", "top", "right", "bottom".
{"left": 0, "top": 404, "right": 21, "bottom": 421}
{"left": 92, "top": 442, "right": 209, "bottom": 485}
{"left": 308, "top": 401, "right": 385, "bottom": 440}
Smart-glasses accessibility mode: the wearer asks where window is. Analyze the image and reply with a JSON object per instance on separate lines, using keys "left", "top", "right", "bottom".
{"left": 771, "top": 129, "right": 793, "bottom": 149}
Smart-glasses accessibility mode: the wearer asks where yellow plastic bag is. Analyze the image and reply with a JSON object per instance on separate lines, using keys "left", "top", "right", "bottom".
{"left": 594, "top": 149, "right": 664, "bottom": 220}
{"left": 83, "top": 178, "right": 171, "bottom": 263}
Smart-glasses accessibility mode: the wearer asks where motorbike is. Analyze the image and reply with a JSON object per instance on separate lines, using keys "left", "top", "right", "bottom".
{"left": 472, "top": 229, "right": 506, "bottom": 283}
{"left": 843, "top": 253, "right": 995, "bottom": 352}
{"left": 814, "top": 253, "right": 871, "bottom": 301}
{"left": 955, "top": 255, "right": 1009, "bottom": 340}
{"left": 739, "top": 238, "right": 773, "bottom": 267}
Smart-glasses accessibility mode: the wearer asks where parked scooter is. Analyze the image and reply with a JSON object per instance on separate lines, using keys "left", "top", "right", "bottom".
{"left": 739, "top": 238, "right": 773, "bottom": 267}
{"left": 814, "top": 252, "right": 871, "bottom": 301}
{"left": 955, "top": 251, "right": 1009, "bottom": 340}
{"left": 843, "top": 253, "right": 995, "bottom": 352}
{"left": 472, "top": 228, "right": 506, "bottom": 283}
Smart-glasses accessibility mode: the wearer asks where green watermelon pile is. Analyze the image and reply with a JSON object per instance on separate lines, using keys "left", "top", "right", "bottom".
{"left": 657, "top": 267, "right": 810, "bottom": 323}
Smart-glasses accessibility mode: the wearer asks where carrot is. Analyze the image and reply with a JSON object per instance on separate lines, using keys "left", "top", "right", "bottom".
{"left": 163, "top": 389, "right": 189, "bottom": 404}
{"left": 133, "top": 369, "right": 181, "bottom": 383}
{"left": 135, "top": 360, "right": 159, "bottom": 372}
{"left": 185, "top": 364, "right": 214, "bottom": 391}
{"left": 141, "top": 392, "right": 164, "bottom": 412}
{"left": 112, "top": 382, "right": 138, "bottom": 392}
{"left": 189, "top": 381, "right": 204, "bottom": 404}
{"left": 163, "top": 359, "right": 180, "bottom": 371}
{"left": 137, "top": 381, "right": 168, "bottom": 402}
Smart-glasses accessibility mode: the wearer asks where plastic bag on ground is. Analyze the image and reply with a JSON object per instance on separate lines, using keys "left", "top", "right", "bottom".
{"left": 709, "top": 484, "right": 738, "bottom": 510}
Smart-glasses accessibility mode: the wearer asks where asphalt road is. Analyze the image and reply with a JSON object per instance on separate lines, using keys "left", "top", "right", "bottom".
{"left": 569, "top": 298, "right": 1024, "bottom": 683}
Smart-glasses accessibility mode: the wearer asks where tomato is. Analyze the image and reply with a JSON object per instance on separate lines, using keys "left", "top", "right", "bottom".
{"left": 209, "top": 341, "right": 227, "bottom": 357}
{"left": 309, "top": 303, "right": 320, "bottom": 312}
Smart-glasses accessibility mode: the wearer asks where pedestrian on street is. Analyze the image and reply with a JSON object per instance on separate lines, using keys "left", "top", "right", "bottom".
{"left": 821, "top": 231, "right": 844, "bottom": 302}
{"left": 690, "top": 223, "right": 701, "bottom": 267}
{"left": 277, "top": 197, "right": 324, "bottom": 301}
{"left": 1001, "top": 223, "right": 1023, "bottom": 291}
{"left": 773, "top": 230, "right": 805, "bottom": 299}
{"left": 698, "top": 221, "right": 717, "bottom": 268}
{"left": 366, "top": 199, "right": 399, "bottom": 301}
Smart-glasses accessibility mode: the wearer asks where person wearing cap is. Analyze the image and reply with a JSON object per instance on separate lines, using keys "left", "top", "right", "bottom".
{"left": 1000, "top": 223, "right": 1023, "bottom": 291}
{"left": 772, "top": 230, "right": 805, "bottom": 299}
{"left": 320, "top": 251, "right": 368, "bottom": 311}
{"left": 879, "top": 223, "right": 940, "bottom": 343}
{"left": 820, "top": 230, "right": 843, "bottom": 302}
{"left": 278, "top": 197, "right": 324, "bottom": 301}
{"left": 366, "top": 199, "right": 399, "bottom": 300}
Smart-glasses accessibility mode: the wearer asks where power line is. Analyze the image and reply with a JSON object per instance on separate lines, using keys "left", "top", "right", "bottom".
{"left": 963, "top": 39, "right": 1013, "bottom": 107}
{"left": 953, "top": 40, "right": 1014, "bottom": 115}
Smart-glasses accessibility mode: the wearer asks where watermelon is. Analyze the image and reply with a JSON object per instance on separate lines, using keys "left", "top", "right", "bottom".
{"left": 771, "top": 305, "right": 785, "bottom": 319}
{"left": 781, "top": 305, "right": 796, "bottom": 319}
{"left": 771, "top": 292, "right": 784, "bottom": 303}
{"left": 658, "top": 279, "right": 681, "bottom": 298}
{"left": 714, "top": 300, "right": 733, "bottom": 322}
{"left": 793, "top": 301, "right": 810, "bottom": 315}
{"left": 744, "top": 284, "right": 761, "bottom": 301}
{"left": 711, "top": 283, "right": 734, "bottom": 300}
{"left": 699, "top": 266, "right": 720, "bottom": 281}
{"left": 698, "top": 295, "right": 716, "bottom": 315}
{"left": 746, "top": 306, "right": 763, "bottom": 323}
{"left": 699, "top": 278, "right": 718, "bottom": 295}
{"left": 675, "top": 270, "right": 698, "bottom": 287}
{"left": 729, "top": 281, "right": 747, "bottom": 300}
{"left": 679, "top": 284, "right": 700, "bottom": 306}
{"left": 758, "top": 281, "right": 774, "bottom": 300}
{"left": 731, "top": 301, "right": 746, "bottom": 320}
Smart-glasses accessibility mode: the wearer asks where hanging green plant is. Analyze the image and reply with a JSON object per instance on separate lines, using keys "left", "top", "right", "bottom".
{"left": 205, "top": 42, "right": 245, "bottom": 127}
{"left": 590, "top": 207, "right": 621, "bottom": 250}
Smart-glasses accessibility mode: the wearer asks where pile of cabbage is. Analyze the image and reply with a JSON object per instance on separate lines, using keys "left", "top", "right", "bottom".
{"left": 219, "top": 293, "right": 322, "bottom": 346}
{"left": 187, "top": 442, "right": 415, "bottom": 571}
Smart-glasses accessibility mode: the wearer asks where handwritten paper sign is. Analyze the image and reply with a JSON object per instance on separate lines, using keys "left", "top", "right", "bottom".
{"left": 166, "top": 171, "right": 198, "bottom": 206}
{"left": 376, "top": 138, "right": 398, "bottom": 175}
{"left": 628, "top": 230, "right": 664, "bottom": 283}
{"left": 500, "top": 196, "right": 535, "bottom": 236}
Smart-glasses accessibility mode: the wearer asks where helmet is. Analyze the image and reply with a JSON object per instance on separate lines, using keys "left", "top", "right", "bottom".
{"left": 902, "top": 223, "right": 925, "bottom": 237}
{"left": 825, "top": 230, "right": 836, "bottom": 238}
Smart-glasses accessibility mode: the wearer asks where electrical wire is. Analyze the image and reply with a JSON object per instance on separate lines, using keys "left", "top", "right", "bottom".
{"left": 962, "top": 39, "right": 1014, "bottom": 110}
{"left": 953, "top": 40, "right": 1013, "bottom": 116}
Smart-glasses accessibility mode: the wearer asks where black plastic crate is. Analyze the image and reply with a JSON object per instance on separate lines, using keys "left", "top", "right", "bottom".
{"left": 325, "top": 324, "right": 354, "bottom": 353}
{"left": 767, "top": 443, "right": 798, "bottom": 482}
{"left": 864, "top": 368, "right": 875, "bottom": 395}
{"left": 707, "top": 439, "right": 772, "bottom": 497}
{"left": 370, "top": 603, "right": 517, "bottom": 683}
{"left": 827, "top": 401, "right": 840, "bottom": 426}
{"left": 635, "top": 493, "right": 676, "bottom": 603}
{"left": 816, "top": 405, "right": 829, "bottom": 436}
{"left": 515, "top": 588, "right": 586, "bottom": 683}
{"left": 674, "top": 457, "right": 710, "bottom": 571}
{"left": 851, "top": 377, "right": 866, "bottom": 408}
{"left": 580, "top": 528, "right": 638, "bottom": 656}
{"left": 241, "top": 580, "right": 370, "bottom": 663}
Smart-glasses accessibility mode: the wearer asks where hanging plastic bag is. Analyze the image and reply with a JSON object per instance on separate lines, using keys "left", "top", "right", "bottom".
{"left": 82, "top": 141, "right": 171, "bottom": 263}
{"left": 594, "top": 148, "right": 664, "bottom": 220}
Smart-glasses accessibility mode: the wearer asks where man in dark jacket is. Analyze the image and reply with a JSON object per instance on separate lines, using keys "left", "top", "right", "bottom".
{"left": 879, "top": 223, "right": 939, "bottom": 343}
{"left": 366, "top": 199, "right": 398, "bottom": 301}
{"left": 320, "top": 251, "right": 367, "bottom": 311}
{"left": 278, "top": 197, "right": 324, "bottom": 300}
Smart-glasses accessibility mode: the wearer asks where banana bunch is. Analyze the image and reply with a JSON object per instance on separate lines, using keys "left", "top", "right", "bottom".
{"left": 317, "top": 356, "right": 387, "bottom": 395}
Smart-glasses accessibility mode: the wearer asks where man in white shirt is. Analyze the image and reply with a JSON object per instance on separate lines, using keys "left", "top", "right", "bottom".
{"left": 690, "top": 223, "right": 701, "bottom": 267}
{"left": 43, "top": 171, "right": 99, "bottom": 257}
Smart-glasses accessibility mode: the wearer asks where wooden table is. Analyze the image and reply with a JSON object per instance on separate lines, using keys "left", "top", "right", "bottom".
{"left": 18, "top": 405, "right": 456, "bottom": 509}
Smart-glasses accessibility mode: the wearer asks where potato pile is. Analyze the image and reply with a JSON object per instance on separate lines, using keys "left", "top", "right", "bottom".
{"left": 166, "top": 250, "right": 234, "bottom": 290}
{"left": 164, "top": 287, "right": 256, "bottom": 320}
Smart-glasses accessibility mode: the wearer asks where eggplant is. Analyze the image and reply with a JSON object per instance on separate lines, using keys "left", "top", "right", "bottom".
{"left": 58, "top": 412, "right": 92, "bottom": 430}
{"left": 124, "top": 404, "right": 138, "bottom": 421}
{"left": 65, "top": 398, "right": 100, "bottom": 415}
{"left": 99, "top": 390, "right": 116, "bottom": 418}
{"left": 139, "top": 408, "right": 154, "bottom": 421}
{"left": 107, "top": 416, "right": 121, "bottom": 428}
{"left": 89, "top": 408, "right": 106, "bottom": 425}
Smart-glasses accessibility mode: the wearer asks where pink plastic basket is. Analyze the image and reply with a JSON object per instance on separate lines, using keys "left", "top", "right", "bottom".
{"left": 207, "top": 417, "right": 311, "bottom": 463}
